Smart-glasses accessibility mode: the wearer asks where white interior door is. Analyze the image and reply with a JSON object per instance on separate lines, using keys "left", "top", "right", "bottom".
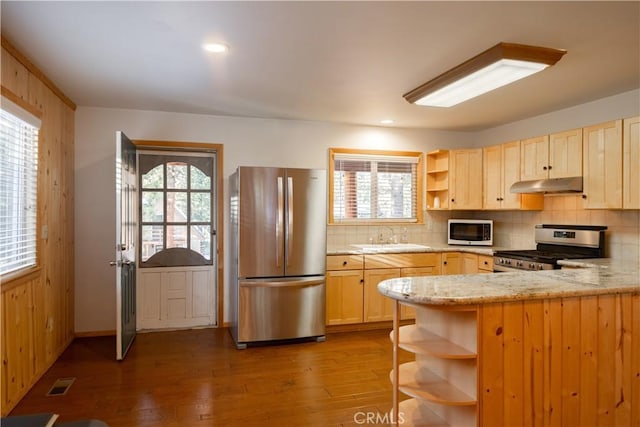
{"left": 114, "top": 131, "right": 137, "bottom": 360}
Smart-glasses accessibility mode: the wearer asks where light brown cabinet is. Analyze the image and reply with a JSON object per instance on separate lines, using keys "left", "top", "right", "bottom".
{"left": 623, "top": 116, "right": 640, "bottom": 209}
{"left": 326, "top": 253, "right": 442, "bottom": 326}
{"left": 484, "top": 141, "right": 543, "bottom": 210}
{"left": 449, "top": 148, "right": 483, "bottom": 210}
{"left": 477, "top": 255, "right": 494, "bottom": 273}
{"left": 442, "top": 252, "right": 478, "bottom": 274}
{"left": 583, "top": 120, "right": 623, "bottom": 208}
{"left": 426, "top": 150, "right": 450, "bottom": 210}
{"left": 326, "top": 255, "right": 364, "bottom": 325}
{"left": 520, "top": 130, "right": 582, "bottom": 181}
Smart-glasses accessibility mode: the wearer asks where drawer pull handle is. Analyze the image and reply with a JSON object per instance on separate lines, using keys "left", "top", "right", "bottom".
{"left": 343, "top": 261, "right": 348, "bottom": 266}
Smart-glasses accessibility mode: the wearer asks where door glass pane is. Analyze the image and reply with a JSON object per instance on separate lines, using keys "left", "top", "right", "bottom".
{"left": 166, "top": 162, "right": 188, "bottom": 189}
{"left": 141, "top": 225, "right": 163, "bottom": 261}
{"left": 190, "top": 166, "right": 211, "bottom": 189}
{"left": 166, "top": 225, "right": 188, "bottom": 248}
{"left": 141, "top": 191, "right": 163, "bottom": 222}
{"left": 142, "top": 165, "right": 164, "bottom": 189}
{"left": 190, "top": 193, "right": 211, "bottom": 222}
{"left": 166, "top": 192, "right": 187, "bottom": 222}
{"left": 191, "top": 225, "right": 211, "bottom": 260}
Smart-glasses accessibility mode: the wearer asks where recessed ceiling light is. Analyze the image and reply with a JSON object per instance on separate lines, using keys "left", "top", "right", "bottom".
{"left": 203, "top": 43, "right": 229, "bottom": 53}
{"left": 380, "top": 119, "right": 395, "bottom": 125}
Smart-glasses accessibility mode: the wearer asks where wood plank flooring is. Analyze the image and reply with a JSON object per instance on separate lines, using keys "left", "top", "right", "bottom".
{"left": 8, "top": 328, "right": 411, "bottom": 426}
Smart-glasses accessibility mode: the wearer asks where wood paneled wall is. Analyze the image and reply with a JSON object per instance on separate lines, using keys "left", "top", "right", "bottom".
{"left": 480, "top": 294, "right": 640, "bottom": 426}
{"left": 1, "top": 36, "right": 76, "bottom": 415}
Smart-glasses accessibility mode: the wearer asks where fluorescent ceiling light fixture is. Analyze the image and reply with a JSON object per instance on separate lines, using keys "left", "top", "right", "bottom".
{"left": 203, "top": 43, "right": 229, "bottom": 53}
{"left": 403, "top": 43, "right": 566, "bottom": 108}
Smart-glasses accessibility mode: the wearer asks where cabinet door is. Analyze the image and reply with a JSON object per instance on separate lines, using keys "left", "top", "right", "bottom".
{"left": 501, "top": 141, "right": 522, "bottom": 209}
{"left": 450, "top": 149, "right": 483, "bottom": 209}
{"left": 363, "top": 269, "right": 400, "bottom": 322}
{"left": 549, "top": 128, "right": 582, "bottom": 178}
{"left": 326, "top": 270, "right": 363, "bottom": 325}
{"left": 483, "top": 144, "right": 503, "bottom": 210}
{"left": 442, "top": 252, "right": 463, "bottom": 275}
{"left": 583, "top": 120, "right": 623, "bottom": 209}
{"left": 623, "top": 116, "right": 640, "bottom": 209}
{"left": 462, "top": 253, "right": 479, "bottom": 273}
{"left": 520, "top": 136, "right": 549, "bottom": 180}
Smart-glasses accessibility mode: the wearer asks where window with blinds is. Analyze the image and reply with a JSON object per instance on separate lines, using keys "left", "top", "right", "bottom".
{"left": 330, "top": 149, "right": 423, "bottom": 223}
{"left": 0, "top": 98, "right": 40, "bottom": 276}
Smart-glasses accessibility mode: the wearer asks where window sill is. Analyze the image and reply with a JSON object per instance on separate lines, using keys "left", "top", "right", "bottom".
{"left": 1, "top": 266, "right": 42, "bottom": 291}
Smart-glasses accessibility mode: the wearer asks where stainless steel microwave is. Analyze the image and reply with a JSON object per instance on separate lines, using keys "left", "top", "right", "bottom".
{"left": 448, "top": 219, "right": 493, "bottom": 246}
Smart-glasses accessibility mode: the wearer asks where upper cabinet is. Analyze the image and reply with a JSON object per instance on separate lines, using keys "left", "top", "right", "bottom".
{"left": 449, "top": 148, "right": 483, "bottom": 210}
{"left": 520, "top": 129, "right": 582, "bottom": 181}
{"left": 426, "top": 150, "right": 449, "bottom": 210}
{"left": 520, "top": 136, "right": 549, "bottom": 180}
{"left": 582, "top": 120, "right": 623, "bottom": 209}
{"left": 548, "top": 129, "right": 583, "bottom": 178}
{"left": 623, "top": 116, "right": 640, "bottom": 209}
{"left": 484, "top": 141, "right": 543, "bottom": 210}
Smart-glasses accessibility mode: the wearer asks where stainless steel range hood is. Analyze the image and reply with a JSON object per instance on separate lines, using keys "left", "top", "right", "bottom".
{"left": 510, "top": 176, "right": 583, "bottom": 194}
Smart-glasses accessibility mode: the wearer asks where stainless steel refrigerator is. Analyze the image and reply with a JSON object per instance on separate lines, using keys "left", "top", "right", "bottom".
{"left": 229, "top": 167, "right": 327, "bottom": 349}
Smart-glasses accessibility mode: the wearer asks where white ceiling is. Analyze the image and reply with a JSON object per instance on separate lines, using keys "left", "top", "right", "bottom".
{"left": 2, "top": 1, "right": 639, "bottom": 131}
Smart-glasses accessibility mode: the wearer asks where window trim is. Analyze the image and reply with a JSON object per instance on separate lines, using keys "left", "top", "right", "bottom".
{"left": 328, "top": 147, "right": 424, "bottom": 225}
{"left": 0, "top": 93, "right": 42, "bottom": 281}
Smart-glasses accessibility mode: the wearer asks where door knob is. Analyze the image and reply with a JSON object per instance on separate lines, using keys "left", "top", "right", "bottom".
{"left": 109, "top": 261, "right": 120, "bottom": 267}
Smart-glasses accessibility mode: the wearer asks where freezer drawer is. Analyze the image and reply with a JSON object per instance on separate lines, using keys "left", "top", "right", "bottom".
{"left": 237, "top": 277, "right": 325, "bottom": 345}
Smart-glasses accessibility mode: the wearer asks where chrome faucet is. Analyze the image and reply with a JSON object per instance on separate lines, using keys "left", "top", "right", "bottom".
{"left": 378, "top": 226, "right": 396, "bottom": 244}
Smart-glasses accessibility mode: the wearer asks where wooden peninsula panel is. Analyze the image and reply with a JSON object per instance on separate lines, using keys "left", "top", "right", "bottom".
{"left": 479, "top": 294, "right": 640, "bottom": 427}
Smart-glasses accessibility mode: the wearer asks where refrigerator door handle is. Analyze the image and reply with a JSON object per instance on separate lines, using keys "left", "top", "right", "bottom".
{"left": 276, "top": 176, "right": 284, "bottom": 267}
{"left": 287, "top": 176, "right": 293, "bottom": 267}
{"left": 240, "top": 278, "right": 325, "bottom": 288}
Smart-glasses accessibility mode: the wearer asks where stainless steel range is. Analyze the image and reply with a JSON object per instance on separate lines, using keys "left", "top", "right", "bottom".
{"left": 493, "top": 224, "right": 607, "bottom": 272}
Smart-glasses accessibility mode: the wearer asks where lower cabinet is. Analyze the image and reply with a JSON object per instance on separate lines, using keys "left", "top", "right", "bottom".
{"left": 326, "top": 253, "right": 441, "bottom": 325}
{"left": 442, "top": 252, "right": 479, "bottom": 274}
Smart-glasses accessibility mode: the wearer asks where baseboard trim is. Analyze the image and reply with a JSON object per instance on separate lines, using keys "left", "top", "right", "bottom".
{"left": 75, "top": 330, "right": 116, "bottom": 338}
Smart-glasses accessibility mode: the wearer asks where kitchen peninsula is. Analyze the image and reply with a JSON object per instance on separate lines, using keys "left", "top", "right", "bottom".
{"left": 378, "top": 259, "right": 640, "bottom": 426}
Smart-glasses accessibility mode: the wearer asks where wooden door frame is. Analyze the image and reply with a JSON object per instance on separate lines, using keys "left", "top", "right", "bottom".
{"left": 133, "top": 139, "right": 224, "bottom": 328}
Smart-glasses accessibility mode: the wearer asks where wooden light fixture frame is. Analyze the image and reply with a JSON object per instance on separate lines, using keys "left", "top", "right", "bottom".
{"left": 403, "top": 42, "right": 567, "bottom": 104}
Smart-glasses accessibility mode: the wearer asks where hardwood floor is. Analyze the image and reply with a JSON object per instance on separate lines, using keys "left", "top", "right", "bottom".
{"left": 9, "top": 328, "right": 411, "bottom": 426}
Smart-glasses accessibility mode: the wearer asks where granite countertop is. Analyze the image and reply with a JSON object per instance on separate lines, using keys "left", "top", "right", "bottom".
{"left": 377, "top": 258, "right": 640, "bottom": 306}
{"left": 327, "top": 244, "right": 499, "bottom": 256}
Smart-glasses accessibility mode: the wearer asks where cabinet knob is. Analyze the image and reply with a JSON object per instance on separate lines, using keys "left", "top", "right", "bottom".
{"left": 496, "top": 197, "right": 500, "bottom": 201}
{"left": 548, "top": 165, "right": 553, "bottom": 170}
{"left": 342, "top": 261, "right": 348, "bottom": 266}
{"left": 543, "top": 166, "right": 548, "bottom": 170}
{"left": 582, "top": 194, "right": 587, "bottom": 199}
{"left": 451, "top": 198, "right": 455, "bottom": 203}
{"left": 360, "top": 279, "right": 364, "bottom": 284}
{"left": 443, "top": 261, "right": 448, "bottom": 265}
{"left": 484, "top": 261, "right": 488, "bottom": 265}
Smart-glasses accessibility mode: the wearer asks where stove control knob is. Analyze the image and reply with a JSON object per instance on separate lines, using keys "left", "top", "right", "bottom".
{"left": 516, "top": 261, "right": 523, "bottom": 267}
{"left": 529, "top": 263, "right": 536, "bottom": 269}
{"left": 537, "top": 264, "right": 544, "bottom": 270}
{"left": 507, "top": 259, "right": 512, "bottom": 265}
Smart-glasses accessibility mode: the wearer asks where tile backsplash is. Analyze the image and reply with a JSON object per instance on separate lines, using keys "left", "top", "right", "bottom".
{"left": 327, "top": 195, "right": 640, "bottom": 262}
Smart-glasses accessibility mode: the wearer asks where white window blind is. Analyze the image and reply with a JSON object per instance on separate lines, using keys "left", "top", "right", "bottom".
{"left": 333, "top": 152, "right": 419, "bottom": 222}
{"left": 0, "top": 98, "right": 40, "bottom": 276}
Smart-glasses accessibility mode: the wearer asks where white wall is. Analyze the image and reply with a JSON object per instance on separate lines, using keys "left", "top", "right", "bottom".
{"left": 74, "top": 108, "right": 473, "bottom": 333}
{"left": 474, "top": 89, "right": 640, "bottom": 145}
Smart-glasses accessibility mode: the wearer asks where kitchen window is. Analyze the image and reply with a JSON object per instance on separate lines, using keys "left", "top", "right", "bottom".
{"left": 329, "top": 148, "right": 423, "bottom": 224}
{"left": 0, "top": 97, "right": 40, "bottom": 276}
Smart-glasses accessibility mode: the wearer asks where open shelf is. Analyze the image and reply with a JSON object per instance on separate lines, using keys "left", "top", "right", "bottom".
{"left": 426, "top": 150, "right": 449, "bottom": 210}
{"left": 391, "top": 362, "right": 477, "bottom": 406}
{"left": 397, "top": 399, "right": 449, "bottom": 427}
{"left": 390, "top": 325, "right": 477, "bottom": 359}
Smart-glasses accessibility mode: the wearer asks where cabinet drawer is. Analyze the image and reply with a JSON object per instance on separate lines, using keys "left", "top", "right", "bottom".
{"left": 365, "top": 253, "right": 440, "bottom": 269}
{"left": 478, "top": 255, "right": 494, "bottom": 272}
{"left": 326, "top": 255, "right": 363, "bottom": 271}
{"left": 401, "top": 266, "right": 441, "bottom": 276}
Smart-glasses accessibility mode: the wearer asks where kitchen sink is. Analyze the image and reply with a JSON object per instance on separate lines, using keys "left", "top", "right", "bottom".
{"left": 350, "top": 243, "right": 431, "bottom": 253}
